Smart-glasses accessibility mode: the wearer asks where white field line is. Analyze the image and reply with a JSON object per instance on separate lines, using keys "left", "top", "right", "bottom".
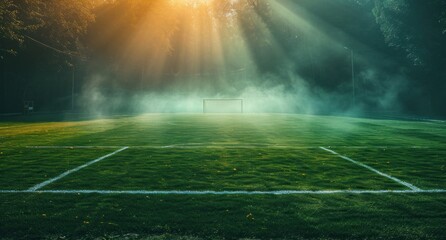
{"left": 320, "top": 147, "right": 421, "bottom": 191}
{"left": 26, "top": 145, "right": 436, "bottom": 149}
{"left": 27, "top": 147, "right": 129, "bottom": 191}
{"left": 27, "top": 146, "right": 125, "bottom": 149}
{"left": 1, "top": 189, "right": 446, "bottom": 195}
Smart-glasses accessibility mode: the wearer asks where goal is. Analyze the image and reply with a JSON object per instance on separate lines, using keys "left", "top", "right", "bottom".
{"left": 203, "top": 99, "right": 244, "bottom": 113}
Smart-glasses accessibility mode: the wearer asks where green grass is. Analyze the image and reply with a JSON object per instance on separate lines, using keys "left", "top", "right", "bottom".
{"left": 1, "top": 194, "right": 446, "bottom": 239}
{"left": 47, "top": 148, "right": 404, "bottom": 191}
{"left": 332, "top": 147, "right": 446, "bottom": 189}
{"left": 2, "top": 114, "right": 445, "bottom": 147}
{"left": 0, "top": 148, "right": 115, "bottom": 190}
{"left": 0, "top": 113, "right": 445, "bottom": 239}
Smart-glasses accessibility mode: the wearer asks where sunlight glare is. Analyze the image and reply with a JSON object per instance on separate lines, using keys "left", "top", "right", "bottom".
{"left": 170, "top": 0, "right": 213, "bottom": 7}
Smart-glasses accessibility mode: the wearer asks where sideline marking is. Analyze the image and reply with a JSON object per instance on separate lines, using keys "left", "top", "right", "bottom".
{"left": 26, "top": 145, "right": 435, "bottom": 149}
{"left": 27, "top": 146, "right": 126, "bottom": 149}
{"left": 27, "top": 147, "right": 129, "bottom": 191}
{"left": 320, "top": 147, "right": 421, "bottom": 191}
{"left": 1, "top": 189, "right": 445, "bottom": 195}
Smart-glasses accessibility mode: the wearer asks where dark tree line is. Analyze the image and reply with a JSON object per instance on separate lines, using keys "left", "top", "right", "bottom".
{"left": 1, "top": 0, "right": 95, "bottom": 59}
{"left": 371, "top": 0, "right": 446, "bottom": 115}
{"left": 0, "top": 0, "right": 95, "bottom": 112}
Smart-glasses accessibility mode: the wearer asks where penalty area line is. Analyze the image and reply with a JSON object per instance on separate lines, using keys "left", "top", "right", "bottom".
{"left": 27, "top": 146, "right": 125, "bottom": 149}
{"left": 1, "top": 189, "right": 446, "bottom": 195}
{"left": 320, "top": 147, "right": 421, "bottom": 191}
{"left": 27, "top": 147, "right": 129, "bottom": 191}
{"left": 26, "top": 145, "right": 436, "bottom": 149}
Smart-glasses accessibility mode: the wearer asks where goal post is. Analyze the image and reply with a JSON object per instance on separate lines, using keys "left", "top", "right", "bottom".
{"left": 203, "top": 99, "right": 244, "bottom": 113}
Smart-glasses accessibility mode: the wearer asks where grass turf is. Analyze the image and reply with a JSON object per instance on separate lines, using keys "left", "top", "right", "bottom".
{"left": 47, "top": 148, "right": 404, "bottom": 191}
{"left": 332, "top": 147, "right": 446, "bottom": 189}
{"left": 1, "top": 194, "right": 446, "bottom": 239}
{"left": 0, "top": 113, "right": 445, "bottom": 239}
{"left": 0, "top": 148, "right": 116, "bottom": 190}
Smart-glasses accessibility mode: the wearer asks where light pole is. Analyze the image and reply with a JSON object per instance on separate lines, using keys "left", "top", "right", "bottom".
{"left": 71, "top": 65, "right": 75, "bottom": 111}
{"left": 344, "top": 47, "right": 355, "bottom": 107}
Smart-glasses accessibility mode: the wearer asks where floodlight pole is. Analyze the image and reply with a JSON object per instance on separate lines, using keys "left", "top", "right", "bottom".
{"left": 71, "top": 65, "right": 75, "bottom": 111}
{"left": 344, "top": 47, "right": 355, "bottom": 107}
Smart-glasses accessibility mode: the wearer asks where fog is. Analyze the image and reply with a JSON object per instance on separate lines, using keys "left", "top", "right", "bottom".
{"left": 3, "top": 0, "right": 437, "bottom": 117}
{"left": 72, "top": 0, "right": 413, "bottom": 116}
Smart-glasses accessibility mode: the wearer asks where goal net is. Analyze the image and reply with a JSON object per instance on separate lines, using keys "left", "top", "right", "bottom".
{"left": 203, "top": 99, "right": 243, "bottom": 113}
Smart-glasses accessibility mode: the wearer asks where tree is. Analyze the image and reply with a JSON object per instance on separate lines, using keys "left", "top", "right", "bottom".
{"left": 372, "top": 0, "right": 446, "bottom": 115}
{"left": 372, "top": 0, "right": 446, "bottom": 66}
{"left": 1, "top": 0, "right": 95, "bottom": 59}
{"left": 1, "top": 0, "right": 96, "bottom": 112}
{"left": 0, "top": 0, "right": 24, "bottom": 58}
{"left": 440, "top": 5, "right": 446, "bottom": 34}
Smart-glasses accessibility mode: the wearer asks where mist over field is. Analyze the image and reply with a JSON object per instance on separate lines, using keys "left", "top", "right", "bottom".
{"left": 1, "top": 0, "right": 445, "bottom": 117}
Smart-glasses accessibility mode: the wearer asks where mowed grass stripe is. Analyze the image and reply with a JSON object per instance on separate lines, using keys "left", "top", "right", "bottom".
{"left": 79, "top": 114, "right": 445, "bottom": 146}
{"left": 320, "top": 147, "right": 421, "bottom": 190}
{"left": 0, "top": 148, "right": 118, "bottom": 190}
{"left": 28, "top": 147, "right": 129, "bottom": 191}
{"left": 0, "top": 120, "right": 118, "bottom": 148}
{"left": 5, "top": 114, "right": 446, "bottom": 148}
{"left": 1, "top": 189, "right": 446, "bottom": 195}
{"left": 47, "top": 148, "right": 406, "bottom": 191}
{"left": 26, "top": 145, "right": 440, "bottom": 149}
{"left": 331, "top": 147, "right": 446, "bottom": 189}
{"left": 1, "top": 193, "right": 446, "bottom": 239}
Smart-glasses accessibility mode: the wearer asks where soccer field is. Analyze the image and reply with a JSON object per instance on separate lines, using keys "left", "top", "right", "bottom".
{"left": 1, "top": 113, "right": 446, "bottom": 239}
